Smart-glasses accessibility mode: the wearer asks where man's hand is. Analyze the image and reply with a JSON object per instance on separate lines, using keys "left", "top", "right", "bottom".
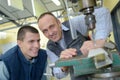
{"left": 60, "top": 48, "right": 77, "bottom": 72}
{"left": 60, "top": 48, "right": 77, "bottom": 59}
{"left": 80, "top": 39, "right": 106, "bottom": 56}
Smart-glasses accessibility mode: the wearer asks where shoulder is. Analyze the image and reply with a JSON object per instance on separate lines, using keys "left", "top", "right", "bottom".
{"left": 47, "top": 40, "right": 55, "bottom": 48}
{"left": 39, "top": 49, "right": 46, "bottom": 53}
{"left": 94, "top": 7, "right": 110, "bottom": 14}
{"left": 38, "top": 49, "right": 47, "bottom": 57}
{"left": 0, "top": 45, "right": 19, "bottom": 60}
{"left": 37, "top": 49, "right": 47, "bottom": 62}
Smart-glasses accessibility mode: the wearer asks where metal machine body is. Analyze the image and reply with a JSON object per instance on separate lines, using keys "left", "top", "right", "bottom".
{"left": 52, "top": 52, "right": 120, "bottom": 79}
{"left": 70, "top": 0, "right": 96, "bottom": 30}
{"left": 80, "top": 0, "right": 96, "bottom": 30}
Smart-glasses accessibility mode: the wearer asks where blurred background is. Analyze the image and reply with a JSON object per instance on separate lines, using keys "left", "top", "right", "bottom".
{"left": 0, "top": 0, "right": 120, "bottom": 80}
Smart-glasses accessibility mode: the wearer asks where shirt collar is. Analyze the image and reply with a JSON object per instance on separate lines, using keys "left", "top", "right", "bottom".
{"left": 18, "top": 46, "right": 36, "bottom": 64}
{"left": 61, "top": 24, "right": 69, "bottom": 31}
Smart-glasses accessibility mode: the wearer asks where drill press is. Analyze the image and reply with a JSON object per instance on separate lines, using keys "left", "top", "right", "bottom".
{"left": 49, "top": 0, "right": 120, "bottom": 79}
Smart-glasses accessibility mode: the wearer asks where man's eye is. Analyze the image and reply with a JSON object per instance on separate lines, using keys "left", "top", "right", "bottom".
{"left": 30, "top": 40, "right": 34, "bottom": 43}
{"left": 50, "top": 25, "right": 54, "bottom": 29}
{"left": 43, "top": 30, "right": 48, "bottom": 34}
{"left": 37, "top": 39, "right": 40, "bottom": 42}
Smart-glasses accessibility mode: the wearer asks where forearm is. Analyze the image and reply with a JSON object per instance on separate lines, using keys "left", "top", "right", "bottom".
{"left": 93, "top": 39, "right": 106, "bottom": 48}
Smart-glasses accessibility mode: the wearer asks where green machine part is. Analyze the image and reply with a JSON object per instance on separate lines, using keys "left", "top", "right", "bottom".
{"left": 54, "top": 52, "right": 120, "bottom": 77}
{"left": 111, "top": 53, "right": 120, "bottom": 71}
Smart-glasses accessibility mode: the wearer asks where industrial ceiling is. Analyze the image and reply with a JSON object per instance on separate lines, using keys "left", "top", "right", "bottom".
{"left": 0, "top": 0, "right": 77, "bottom": 23}
{"left": 0, "top": 0, "right": 36, "bottom": 25}
{"left": 0, "top": 0, "right": 102, "bottom": 31}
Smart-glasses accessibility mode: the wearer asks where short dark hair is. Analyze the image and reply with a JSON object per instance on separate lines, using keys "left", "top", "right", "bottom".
{"left": 37, "top": 12, "right": 57, "bottom": 23}
{"left": 17, "top": 25, "right": 39, "bottom": 41}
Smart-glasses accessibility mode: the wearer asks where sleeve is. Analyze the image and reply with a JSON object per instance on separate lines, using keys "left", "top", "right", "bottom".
{"left": 69, "top": 15, "right": 88, "bottom": 36}
{"left": 0, "top": 61, "right": 9, "bottom": 80}
{"left": 46, "top": 49, "right": 69, "bottom": 79}
{"left": 94, "top": 7, "right": 113, "bottom": 40}
{"left": 69, "top": 7, "right": 113, "bottom": 40}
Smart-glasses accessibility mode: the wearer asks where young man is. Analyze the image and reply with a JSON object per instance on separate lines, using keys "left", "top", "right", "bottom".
{"left": 38, "top": 7, "right": 113, "bottom": 80}
{"left": 0, "top": 25, "right": 47, "bottom": 80}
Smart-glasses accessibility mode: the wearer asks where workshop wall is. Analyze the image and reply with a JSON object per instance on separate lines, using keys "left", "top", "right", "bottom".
{"left": 0, "top": 0, "right": 47, "bottom": 54}
{"left": 103, "top": 0, "right": 119, "bottom": 11}
{"left": 0, "top": 28, "right": 18, "bottom": 54}
{"left": 0, "top": 25, "right": 48, "bottom": 54}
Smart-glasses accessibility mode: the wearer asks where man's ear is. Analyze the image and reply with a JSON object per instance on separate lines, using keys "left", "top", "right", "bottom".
{"left": 57, "top": 19, "right": 61, "bottom": 25}
{"left": 17, "top": 40, "right": 22, "bottom": 47}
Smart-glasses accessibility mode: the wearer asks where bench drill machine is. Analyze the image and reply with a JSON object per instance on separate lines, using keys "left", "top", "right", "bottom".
{"left": 49, "top": 0, "right": 120, "bottom": 79}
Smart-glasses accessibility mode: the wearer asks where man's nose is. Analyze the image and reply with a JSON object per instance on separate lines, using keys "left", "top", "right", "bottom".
{"left": 48, "top": 30, "right": 53, "bottom": 36}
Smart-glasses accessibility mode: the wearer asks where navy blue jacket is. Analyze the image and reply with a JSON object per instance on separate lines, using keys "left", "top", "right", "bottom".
{"left": 0, "top": 45, "right": 47, "bottom": 80}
